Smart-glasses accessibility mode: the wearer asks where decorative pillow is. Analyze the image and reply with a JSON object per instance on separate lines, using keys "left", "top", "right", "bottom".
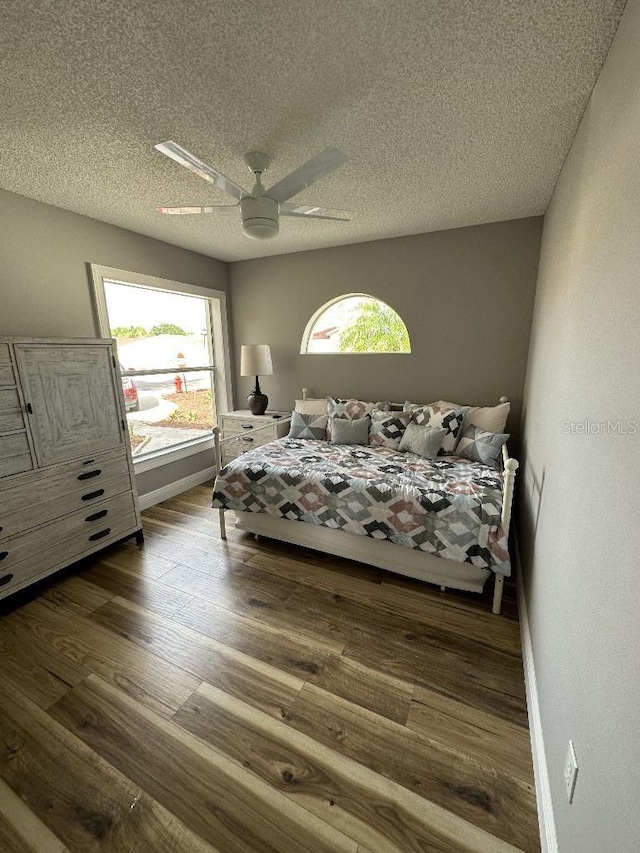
{"left": 288, "top": 411, "right": 328, "bottom": 440}
{"left": 403, "top": 401, "right": 444, "bottom": 429}
{"left": 403, "top": 401, "right": 434, "bottom": 419}
{"left": 455, "top": 425, "right": 510, "bottom": 467}
{"left": 436, "top": 399, "right": 510, "bottom": 435}
{"left": 404, "top": 402, "right": 468, "bottom": 454}
{"left": 404, "top": 406, "right": 430, "bottom": 426}
{"left": 295, "top": 398, "right": 329, "bottom": 416}
{"left": 327, "top": 397, "right": 390, "bottom": 419}
{"left": 398, "top": 424, "right": 447, "bottom": 459}
{"left": 326, "top": 397, "right": 390, "bottom": 437}
{"left": 329, "top": 415, "right": 370, "bottom": 445}
{"left": 369, "top": 410, "right": 412, "bottom": 449}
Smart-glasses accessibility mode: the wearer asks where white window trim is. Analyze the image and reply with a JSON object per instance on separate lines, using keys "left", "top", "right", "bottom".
{"left": 90, "top": 264, "right": 233, "bottom": 473}
{"left": 133, "top": 434, "right": 215, "bottom": 473}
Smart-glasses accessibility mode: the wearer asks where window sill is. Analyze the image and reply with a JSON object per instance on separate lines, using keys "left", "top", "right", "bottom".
{"left": 132, "top": 434, "right": 215, "bottom": 473}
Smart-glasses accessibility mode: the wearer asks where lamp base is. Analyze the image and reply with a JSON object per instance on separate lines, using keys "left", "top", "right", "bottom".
{"left": 247, "top": 376, "right": 268, "bottom": 416}
{"left": 247, "top": 391, "right": 268, "bottom": 416}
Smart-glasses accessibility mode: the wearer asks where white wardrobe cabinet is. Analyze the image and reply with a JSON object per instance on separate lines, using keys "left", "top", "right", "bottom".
{"left": 0, "top": 337, "right": 143, "bottom": 602}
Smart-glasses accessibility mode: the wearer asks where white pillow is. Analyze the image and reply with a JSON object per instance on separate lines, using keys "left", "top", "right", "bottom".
{"left": 435, "top": 399, "right": 510, "bottom": 434}
{"left": 295, "top": 398, "right": 328, "bottom": 416}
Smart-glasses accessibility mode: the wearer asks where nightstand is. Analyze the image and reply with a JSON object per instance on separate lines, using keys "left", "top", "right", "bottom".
{"left": 218, "top": 410, "right": 290, "bottom": 467}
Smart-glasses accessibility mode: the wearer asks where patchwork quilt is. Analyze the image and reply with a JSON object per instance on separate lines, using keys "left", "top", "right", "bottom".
{"left": 212, "top": 439, "right": 511, "bottom": 575}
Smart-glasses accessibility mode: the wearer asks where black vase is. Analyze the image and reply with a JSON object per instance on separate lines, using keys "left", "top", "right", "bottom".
{"left": 247, "top": 376, "right": 268, "bottom": 415}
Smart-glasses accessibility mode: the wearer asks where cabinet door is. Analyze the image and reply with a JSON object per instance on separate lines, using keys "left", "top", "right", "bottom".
{"left": 15, "top": 344, "right": 124, "bottom": 466}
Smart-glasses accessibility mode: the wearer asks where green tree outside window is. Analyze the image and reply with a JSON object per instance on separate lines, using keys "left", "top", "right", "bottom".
{"left": 338, "top": 300, "right": 410, "bottom": 353}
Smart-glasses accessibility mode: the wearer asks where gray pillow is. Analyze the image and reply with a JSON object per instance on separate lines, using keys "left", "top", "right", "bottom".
{"left": 288, "top": 411, "right": 328, "bottom": 440}
{"left": 398, "top": 424, "right": 447, "bottom": 459}
{"left": 455, "top": 425, "right": 509, "bottom": 467}
{"left": 329, "top": 415, "right": 370, "bottom": 445}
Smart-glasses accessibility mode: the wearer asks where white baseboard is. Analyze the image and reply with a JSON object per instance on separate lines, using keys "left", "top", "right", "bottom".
{"left": 138, "top": 466, "right": 216, "bottom": 510}
{"left": 516, "top": 539, "right": 558, "bottom": 853}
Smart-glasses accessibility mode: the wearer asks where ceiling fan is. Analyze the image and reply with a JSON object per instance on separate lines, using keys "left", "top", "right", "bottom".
{"left": 154, "top": 141, "right": 350, "bottom": 240}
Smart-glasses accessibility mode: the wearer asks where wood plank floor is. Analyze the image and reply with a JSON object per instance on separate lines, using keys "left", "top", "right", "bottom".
{"left": 0, "top": 484, "right": 540, "bottom": 853}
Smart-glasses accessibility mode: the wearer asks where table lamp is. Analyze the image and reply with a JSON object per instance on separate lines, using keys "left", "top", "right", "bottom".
{"left": 240, "top": 344, "right": 273, "bottom": 415}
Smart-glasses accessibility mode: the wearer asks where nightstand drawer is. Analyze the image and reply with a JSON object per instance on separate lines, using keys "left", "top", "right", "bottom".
{"left": 218, "top": 410, "right": 290, "bottom": 468}
{"left": 221, "top": 444, "right": 245, "bottom": 466}
{"left": 223, "top": 427, "right": 281, "bottom": 446}
{"left": 221, "top": 417, "right": 266, "bottom": 436}
{"left": 220, "top": 412, "right": 289, "bottom": 436}
{"left": 221, "top": 431, "right": 278, "bottom": 464}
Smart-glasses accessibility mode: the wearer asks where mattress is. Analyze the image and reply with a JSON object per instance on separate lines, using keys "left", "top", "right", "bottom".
{"left": 212, "top": 438, "right": 511, "bottom": 575}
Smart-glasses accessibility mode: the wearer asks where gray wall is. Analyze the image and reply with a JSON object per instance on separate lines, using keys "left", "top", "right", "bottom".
{"left": 519, "top": 1, "right": 640, "bottom": 850}
{"left": 230, "top": 218, "right": 542, "bottom": 449}
{"left": 0, "top": 188, "right": 229, "bottom": 496}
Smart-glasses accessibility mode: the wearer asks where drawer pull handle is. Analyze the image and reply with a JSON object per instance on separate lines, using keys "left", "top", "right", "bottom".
{"left": 83, "top": 459, "right": 96, "bottom": 465}
{"left": 77, "top": 469, "right": 102, "bottom": 481}
{"left": 241, "top": 436, "right": 254, "bottom": 443}
{"left": 0, "top": 551, "right": 8, "bottom": 562}
{"left": 0, "top": 574, "right": 14, "bottom": 587}
{"left": 241, "top": 424, "right": 254, "bottom": 430}
{"left": 26, "top": 402, "right": 33, "bottom": 414}
{"left": 89, "top": 528, "right": 111, "bottom": 542}
{"left": 82, "top": 489, "right": 105, "bottom": 501}
{"left": 85, "top": 509, "right": 108, "bottom": 522}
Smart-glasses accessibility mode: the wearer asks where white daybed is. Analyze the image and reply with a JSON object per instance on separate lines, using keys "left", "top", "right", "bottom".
{"left": 213, "top": 395, "right": 518, "bottom": 615}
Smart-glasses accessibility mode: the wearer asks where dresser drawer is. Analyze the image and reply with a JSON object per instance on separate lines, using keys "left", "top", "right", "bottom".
{"left": 0, "top": 491, "right": 137, "bottom": 572}
{"left": 0, "top": 502, "right": 139, "bottom": 599}
{"left": 0, "top": 433, "right": 34, "bottom": 478}
{"left": 0, "top": 345, "right": 15, "bottom": 387}
{"left": 0, "top": 470, "right": 132, "bottom": 542}
{"left": 0, "top": 452, "right": 131, "bottom": 519}
{"left": 0, "top": 389, "right": 26, "bottom": 433}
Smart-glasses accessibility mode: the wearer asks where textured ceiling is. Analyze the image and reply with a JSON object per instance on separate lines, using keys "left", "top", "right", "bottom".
{"left": 0, "top": 0, "right": 626, "bottom": 262}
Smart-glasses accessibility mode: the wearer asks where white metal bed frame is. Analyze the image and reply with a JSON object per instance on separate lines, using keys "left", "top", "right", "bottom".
{"left": 213, "top": 393, "right": 518, "bottom": 615}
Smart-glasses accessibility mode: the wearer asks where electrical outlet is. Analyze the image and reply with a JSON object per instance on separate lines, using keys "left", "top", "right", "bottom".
{"left": 564, "top": 740, "right": 578, "bottom": 803}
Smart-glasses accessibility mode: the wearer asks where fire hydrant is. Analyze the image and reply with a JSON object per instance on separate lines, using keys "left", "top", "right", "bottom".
{"left": 173, "top": 374, "right": 183, "bottom": 393}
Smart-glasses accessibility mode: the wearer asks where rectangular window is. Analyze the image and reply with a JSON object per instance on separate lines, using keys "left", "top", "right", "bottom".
{"left": 90, "top": 265, "right": 231, "bottom": 471}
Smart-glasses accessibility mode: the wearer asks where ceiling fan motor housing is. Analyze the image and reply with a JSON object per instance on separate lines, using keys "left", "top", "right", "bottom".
{"left": 241, "top": 195, "right": 279, "bottom": 240}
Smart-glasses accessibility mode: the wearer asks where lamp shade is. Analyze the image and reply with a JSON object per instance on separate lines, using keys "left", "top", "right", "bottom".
{"left": 240, "top": 344, "right": 273, "bottom": 377}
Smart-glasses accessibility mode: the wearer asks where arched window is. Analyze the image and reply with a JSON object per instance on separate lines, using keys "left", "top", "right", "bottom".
{"left": 301, "top": 294, "right": 411, "bottom": 354}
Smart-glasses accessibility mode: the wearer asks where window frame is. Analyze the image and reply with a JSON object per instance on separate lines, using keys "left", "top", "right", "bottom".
{"left": 90, "top": 264, "right": 233, "bottom": 472}
{"left": 300, "top": 292, "right": 412, "bottom": 355}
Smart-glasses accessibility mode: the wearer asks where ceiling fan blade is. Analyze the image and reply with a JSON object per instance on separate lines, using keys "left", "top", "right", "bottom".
{"left": 266, "top": 147, "right": 347, "bottom": 204}
{"left": 156, "top": 205, "right": 238, "bottom": 214}
{"left": 155, "top": 141, "right": 249, "bottom": 201}
{"left": 280, "top": 210, "right": 350, "bottom": 222}
{"left": 280, "top": 202, "right": 352, "bottom": 221}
